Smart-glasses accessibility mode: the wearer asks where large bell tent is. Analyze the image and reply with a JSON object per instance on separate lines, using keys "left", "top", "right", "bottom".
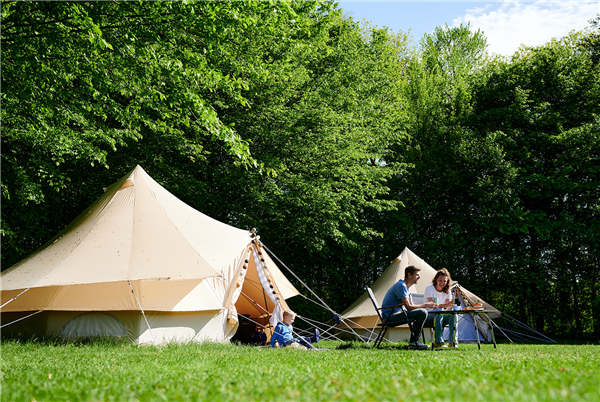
{"left": 1, "top": 166, "right": 299, "bottom": 344}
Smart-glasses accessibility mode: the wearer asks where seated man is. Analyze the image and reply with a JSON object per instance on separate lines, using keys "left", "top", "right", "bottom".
{"left": 381, "top": 265, "right": 437, "bottom": 350}
{"left": 270, "top": 310, "right": 320, "bottom": 349}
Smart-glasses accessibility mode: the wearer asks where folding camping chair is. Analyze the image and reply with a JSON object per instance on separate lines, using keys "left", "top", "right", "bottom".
{"left": 367, "top": 287, "right": 419, "bottom": 348}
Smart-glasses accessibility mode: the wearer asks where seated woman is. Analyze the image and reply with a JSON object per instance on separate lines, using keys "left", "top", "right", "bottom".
{"left": 425, "top": 268, "right": 458, "bottom": 348}
{"left": 270, "top": 310, "right": 319, "bottom": 349}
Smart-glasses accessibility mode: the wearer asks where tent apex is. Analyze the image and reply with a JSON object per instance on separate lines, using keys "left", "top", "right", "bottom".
{"left": 120, "top": 178, "right": 135, "bottom": 189}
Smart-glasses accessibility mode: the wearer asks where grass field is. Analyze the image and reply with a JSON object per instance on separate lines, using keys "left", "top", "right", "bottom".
{"left": 1, "top": 339, "right": 598, "bottom": 401}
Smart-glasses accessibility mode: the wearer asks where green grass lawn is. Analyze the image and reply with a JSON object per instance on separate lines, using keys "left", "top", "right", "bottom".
{"left": 1, "top": 339, "right": 598, "bottom": 401}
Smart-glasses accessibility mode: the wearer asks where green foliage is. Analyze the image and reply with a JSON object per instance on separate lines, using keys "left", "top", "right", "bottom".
{"left": 464, "top": 31, "right": 600, "bottom": 336}
{"left": 383, "top": 23, "right": 599, "bottom": 339}
{"left": 1, "top": 1, "right": 254, "bottom": 162}
{"left": 218, "top": 21, "right": 410, "bottom": 312}
{"left": 580, "top": 13, "right": 600, "bottom": 65}
{"left": 1, "top": 0, "right": 255, "bottom": 267}
{"left": 1, "top": 0, "right": 410, "bottom": 323}
{"left": 385, "top": 24, "right": 506, "bottom": 275}
{"left": 420, "top": 23, "right": 488, "bottom": 94}
{"left": 1, "top": 340, "right": 599, "bottom": 401}
{"left": 1, "top": 0, "right": 333, "bottom": 267}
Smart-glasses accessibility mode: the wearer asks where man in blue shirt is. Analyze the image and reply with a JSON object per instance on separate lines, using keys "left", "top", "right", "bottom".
{"left": 270, "top": 310, "right": 320, "bottom": 349}
{"left": 382, "top": 265, "right": 438, "bottom": 350}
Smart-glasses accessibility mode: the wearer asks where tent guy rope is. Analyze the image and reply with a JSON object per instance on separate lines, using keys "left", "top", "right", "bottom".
{"left": 0, "top": 310, "right": 43, "bottom": 329}
{"left": 0, "top": 287, "right": 30, "bottom": 309}
{"left": 128, "top": 280, "right": 158, "bottom": 347}
{"left": 261, "top": 243, "right": 371, "bottom": 347}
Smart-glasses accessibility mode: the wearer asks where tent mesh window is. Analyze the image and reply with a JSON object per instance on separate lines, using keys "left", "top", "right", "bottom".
{"left": 58, "top": 313, "right": 127, "bottom": 338}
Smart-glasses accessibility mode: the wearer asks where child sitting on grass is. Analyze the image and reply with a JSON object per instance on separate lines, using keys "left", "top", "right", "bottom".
{"left": 270, "top": 310, "right": 319, "bottom": 349}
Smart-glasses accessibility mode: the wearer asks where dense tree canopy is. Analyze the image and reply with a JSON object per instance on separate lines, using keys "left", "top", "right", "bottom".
{"left": 2, "top": 0, "right": 339, "bottom": 265}
{"left": 465, "top": 30, "right": 600, "bottom": 336}
{"left": 385, "top": 24, "right": 599, "bottom": 337}
{"left": 2, "top": 1, "right": 598, "bottom": 338}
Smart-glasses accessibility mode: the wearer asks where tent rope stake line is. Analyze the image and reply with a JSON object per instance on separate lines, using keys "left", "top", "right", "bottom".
{"left": 0, "top": 287, "right": 30, "bottom": 310}
{"left": 290, "top": 291, "right": 382, "bottom": 342}
{"left": 128, "top": 280, "right": 158, "bottom": 346}
{"left": 262, "top": 244, "right": 371, "bottom": 347}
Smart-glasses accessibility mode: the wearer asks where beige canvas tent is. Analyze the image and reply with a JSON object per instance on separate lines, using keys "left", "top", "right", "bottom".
{"left": 1, "top": 165, "right": 299, "bottom": 344}
{"left": 337, "top": 247, "right": 499, "bottom": 343}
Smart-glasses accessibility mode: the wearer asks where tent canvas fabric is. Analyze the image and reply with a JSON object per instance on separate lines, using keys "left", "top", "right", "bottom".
{"left": 338, "top": 247, "right": 499, "bottom": 343}
{"left": 1, "top": 165, "right": 299, "bottom": 344}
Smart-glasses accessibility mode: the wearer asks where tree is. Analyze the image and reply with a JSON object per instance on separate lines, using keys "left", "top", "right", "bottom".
{"left": 1, "top": 0, "right": 324, "bottom": 268}
{"left": 1, "top": 1, "right": 412, "bottom": 321}
{"left": 580, "top": 13, "right": 600, "bottom": 65}
{"left": 383, "top": 24, "right": 503, "bottom": 281}
{"left": 186, "top": 17, "right": 412, "bottom": 317}
{"left": 382, "top": 24, "right": 599, "bottom": 338}
{"left": 466, "top": 30, "right": 600, "bottom": 336}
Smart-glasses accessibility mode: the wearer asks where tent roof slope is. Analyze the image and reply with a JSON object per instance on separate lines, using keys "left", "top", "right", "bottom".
{"left": 1, "top": 165, "right": 252, "bottom": 291}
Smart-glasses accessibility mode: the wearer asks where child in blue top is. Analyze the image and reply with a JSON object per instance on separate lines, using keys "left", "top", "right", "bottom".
{"left": 270, "top": 310, "right": 319, "bottom": 349}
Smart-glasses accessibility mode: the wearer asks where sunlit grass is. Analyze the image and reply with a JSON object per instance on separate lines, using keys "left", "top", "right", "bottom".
{"left": 1, "top": 339, "right": 598, "bottom": 401}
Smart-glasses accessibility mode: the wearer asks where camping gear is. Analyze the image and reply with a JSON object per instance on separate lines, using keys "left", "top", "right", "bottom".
{"left": 1, "top": 166, "right": 300, "bottom": 344}
{"left": 366, "top": 287, "right": 418, "bottom": 348}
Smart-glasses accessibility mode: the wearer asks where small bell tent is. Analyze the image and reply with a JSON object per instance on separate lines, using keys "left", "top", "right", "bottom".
{"left": 338, "top": 247, "right": 499, "bottom": 343}
{"left": 1, "top": 165, "right": 299, "bottom": 344}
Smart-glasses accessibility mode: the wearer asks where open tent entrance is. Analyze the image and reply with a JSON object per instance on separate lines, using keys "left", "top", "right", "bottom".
{"left": 224, "top": 238, "right": 299, "bottom": 344}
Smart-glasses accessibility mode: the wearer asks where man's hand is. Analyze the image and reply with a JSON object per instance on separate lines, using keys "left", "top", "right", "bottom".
{"left": 426, "top": 301, "right": 438, "bottom": 309}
